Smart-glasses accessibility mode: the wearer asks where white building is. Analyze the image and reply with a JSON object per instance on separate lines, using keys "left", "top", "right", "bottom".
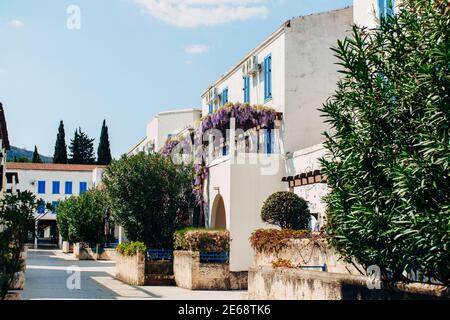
{"left": 128, "top": 108, "right": 202, "bottom": 156}
{"left": 5, "top": 162, "right": 106, "bottom": 247}
{"left": 0, "top": 103, "right": 10, "bottom": 195}
{"left": 197, "top": 8, "right": 354, "bottom": 272}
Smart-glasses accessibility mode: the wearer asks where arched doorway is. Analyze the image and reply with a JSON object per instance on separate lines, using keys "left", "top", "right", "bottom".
{"left": 211, "top": 195, "right": 226, "bottom": 230}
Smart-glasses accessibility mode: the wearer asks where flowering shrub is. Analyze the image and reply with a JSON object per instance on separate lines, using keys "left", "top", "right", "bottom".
{"left": 116, "top": 242, "right": 147, "bottom": 257}
{"left": 174, "top": 228, "right": 230, "bottom": 252}
{"left": 249, "top": 229, "right": 315, "bottom": 254}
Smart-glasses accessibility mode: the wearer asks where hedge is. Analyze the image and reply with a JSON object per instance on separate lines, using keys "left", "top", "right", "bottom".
{"left": 174, "top": 228, "right": 229, "bottom": 252}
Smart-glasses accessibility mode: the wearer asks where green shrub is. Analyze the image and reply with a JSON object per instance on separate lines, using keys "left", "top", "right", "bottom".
{"left": 116, "top": 242, "right": 147, "bottom": 256}
{"left": 261, "top": 192, "right": 310, "bottom": 230}
{"left": 174, "top": 228, "right": 229, "bottom": 252}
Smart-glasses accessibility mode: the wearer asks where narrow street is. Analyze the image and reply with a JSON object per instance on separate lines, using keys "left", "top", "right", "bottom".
{"left": 23, "top": 249, "right": 247, "bottom": 300}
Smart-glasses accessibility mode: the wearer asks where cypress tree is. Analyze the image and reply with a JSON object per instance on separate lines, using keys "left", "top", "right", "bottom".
{"left": 69, "top": 128, "right": 95, "bottom": 164}
{"left": 53, "top": 120, "right": 68, "bottom": 164}
{"left": 32, "top": 146, "right": 43, "bottom": 163}
{"left": 69, "top": 129, "right": 81, "bottom": 164}
{"left": 97, "top": 120, "right": 112, "bottom": 165}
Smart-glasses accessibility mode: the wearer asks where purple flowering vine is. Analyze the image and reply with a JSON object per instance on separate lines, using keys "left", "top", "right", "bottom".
{"left": 160, "top": 103, "right": 277, "bottom": 208}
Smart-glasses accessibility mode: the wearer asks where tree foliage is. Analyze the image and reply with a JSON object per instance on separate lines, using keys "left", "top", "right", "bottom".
{"left": 0, "top": 192, "right": 36, "bottom": 299}
{"left": 97, "top": 120, "right": 112, "bottom": 165}
{"left": 261, "top": 192, "right": 311, "bottom": 230}
{"left": 103, "top": 153, "right": 194, "bottom": 249}
{"left": 69, "top": 128, "right": 96, "bottom": 165}
{"left": 31, "top": 146, "right": 43, "bottom": 163}
{"left": 56, "top": 189, "right": 109, "bottom": 244}
{"left": 53, "top": 120, "right": 68, "bottom": 164}
{"left": 320, "top": 0, "right": 449, "bottom": 284}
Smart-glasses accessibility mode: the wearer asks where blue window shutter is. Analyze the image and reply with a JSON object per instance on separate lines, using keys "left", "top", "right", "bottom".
{"left": 209, "top": 103, "right": 213, "bottom": 114}
{"left": 379, "top": 0, "right": 385, "bottom": 18}
{"left": 379, "top": 0, "right": 394, "bottom": 18}
{"left": 264, "top": 54, "right": 272, "bottom": 101}
{"left": 80, "top": 182, "right": 87, "bottom": 194}
{"left": 65, "top": 181, "right": 73, "bottom": 195}
{"left": 52, "top": 181, "right": 60, "bottom": 194}
{"left": 387, "top": 0, "right": 394, "bottom": 17}
{"left": 222, "top": 88, "right": 228, "bottom": 105}
{"left": 268, "top": 55, "right": 272, "bottom": 98}
{"left": 265, "top": 123, "right": 274, "bottom": 155}
{"left": 38, "top": 181, "right": 46, "bottom": 194}
{"left": 37, "top": 204, "right": 45, "bottom": 214}
{"left": 264, "top": 58, "right": 268, "bottom": 98}
{"left": 244, "top": 76, "right": 250, "bottom": 104}
{"left": 52, "top": 201, "right": 59, "bottom": 213}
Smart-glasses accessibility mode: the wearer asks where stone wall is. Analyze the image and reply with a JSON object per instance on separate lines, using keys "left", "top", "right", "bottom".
{"left": 115, "top": 251, "right": 146, "bottom": 286}
{"left": 73, "top": 243, "right": 116, "bottom": 261}
{"left": 146, "top": 260, "right": 173, "bottom": 275}
{"left": 248, "top": 266, "right": 450, "bottom": 300}
{"left": 173, "top": 251, "right": 247, "bottom": 290}
{"left": 62, "top": 241, "right": 72, "bottom": 254}
{"left": 253, "top": 238, "right": 362, "bottom": 275}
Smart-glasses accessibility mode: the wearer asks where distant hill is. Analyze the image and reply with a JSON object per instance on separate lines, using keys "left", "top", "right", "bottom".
{"left": 6, "top": 146, "right": 53, "bottom": 163}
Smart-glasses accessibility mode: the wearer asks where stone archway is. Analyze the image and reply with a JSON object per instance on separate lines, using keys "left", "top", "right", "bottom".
{"left": 211, "top": 194, "right": 226, "bottom": 230}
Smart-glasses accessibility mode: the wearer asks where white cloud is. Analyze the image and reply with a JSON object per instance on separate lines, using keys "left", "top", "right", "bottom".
{"left": 134, "top": 0, "right": 270, "bottom": 28}
{"left": 185, "top": 44, "right": 209, "bottom": 54}
{"left": 8, "top": 20, "right": 25, "bottom": 28}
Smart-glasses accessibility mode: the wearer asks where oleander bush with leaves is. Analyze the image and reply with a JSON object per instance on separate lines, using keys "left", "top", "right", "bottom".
{"left": 320, "top": 0, "right": 449, "bottom": 284}
{"left": 116, "top": 242, "right": 147, "bottom": 257}
{"left": 174, "top": 228, "right": 230, "bottom": 252}
{"left": 57, "top": 189, "right": 110, "bottom": 244}
{"left": 261, "top": 192, "right": 311, "bottom": 230}
{"left": 56, "top": 188, "right": 110, "bottom": 244}
{"left": 103, "top": 153, "right": 194, "bottom": 249}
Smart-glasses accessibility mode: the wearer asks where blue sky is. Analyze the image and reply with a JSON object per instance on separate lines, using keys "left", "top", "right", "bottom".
{"left": 0, "top": 0, "right": 352, "bottom": 158}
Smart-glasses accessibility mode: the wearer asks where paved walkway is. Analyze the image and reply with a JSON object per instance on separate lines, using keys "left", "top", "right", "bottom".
{"left": 23, "top": 249, "right": 247, "bottom": 300}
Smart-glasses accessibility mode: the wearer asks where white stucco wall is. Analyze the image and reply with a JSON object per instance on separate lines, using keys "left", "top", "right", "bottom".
{"left": 283, "top": 7, "right": 353, "bottom": 153}
{"left": 207, "top": 154, "right": 284, "bottom": 272}
{"left": 229, "top": 154, "right": 284, "bottom": 271}
{"left": 144, "top": 109, "right": 201, "bottom": 152}
{"left": 156, "top": 109, "right": 201, "bottom": 150}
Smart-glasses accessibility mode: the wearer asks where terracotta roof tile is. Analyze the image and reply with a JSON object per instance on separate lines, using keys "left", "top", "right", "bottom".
{"left": 6, "top": 162, "right": 106, "bottom": 172}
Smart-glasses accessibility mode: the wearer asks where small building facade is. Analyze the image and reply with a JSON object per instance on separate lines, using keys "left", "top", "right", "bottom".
{"left": 5, "top": 163, "right": 106, "bottom": 247}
